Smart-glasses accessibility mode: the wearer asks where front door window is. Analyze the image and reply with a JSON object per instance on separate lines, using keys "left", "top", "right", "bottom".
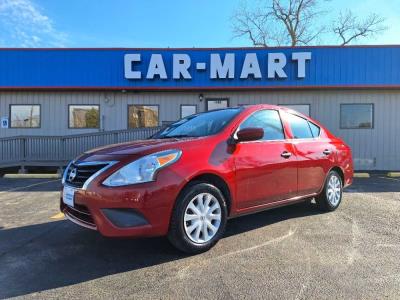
{"left": 239, "top": 109, "right": 285, "bottom": 141}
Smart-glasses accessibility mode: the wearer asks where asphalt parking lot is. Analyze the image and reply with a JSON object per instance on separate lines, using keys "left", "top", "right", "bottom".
{"left": 0, "top": 175, "right": 399, "bottom": 299}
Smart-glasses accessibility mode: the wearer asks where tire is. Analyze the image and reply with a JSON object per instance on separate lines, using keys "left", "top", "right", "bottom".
{"left": 168, "top": 182, "right": 228, "bottom": 254}
{"left": 315, "top": 170, "right": 343, "bottom": 212}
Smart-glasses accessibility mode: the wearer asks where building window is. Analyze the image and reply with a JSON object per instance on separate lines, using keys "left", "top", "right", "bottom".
{"left": 180, "top": 105, "right": 197, "bottom": 119}
{"left": 206, "top": 98, "right": 229, "bottom": 111}
{"left": 128, "top": 105, "right": 159, "bottom": 128}
{"left": 10, "top": 105, "right": 41, "bottom": 128}
{"left": 69, "top": 105, "right": 100, "bottom": 128}
{"left": 340, "top": 104, "right": 373, "bottom": 129}
{"left": 279, "top": 104, "right": 310, "bottom": 116}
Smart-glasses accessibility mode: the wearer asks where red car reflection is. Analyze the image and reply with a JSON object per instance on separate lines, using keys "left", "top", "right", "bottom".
{"left": 61, "top": 104, "right": 353, "bottom": 253}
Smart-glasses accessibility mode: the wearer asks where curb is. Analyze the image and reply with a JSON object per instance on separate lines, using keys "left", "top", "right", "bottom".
{"left": 353, "top": 173, "right": 370, "bottom": 178}
{"left": 387, "top": 172, "right": 400, "bottom": 178}
{"left": 3, "top": 173, "right": 61, "bottom": 179}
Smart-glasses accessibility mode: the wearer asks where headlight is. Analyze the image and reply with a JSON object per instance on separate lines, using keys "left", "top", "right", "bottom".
{"left": 102, "top": 149, "right": 182, "bottom": 187}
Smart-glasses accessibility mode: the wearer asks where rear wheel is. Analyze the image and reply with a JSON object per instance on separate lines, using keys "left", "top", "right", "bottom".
{"left": 168, "top": 182, "right": 227, "bottom": 254}
{"left": 316, "top": 171, "right": 343, "bottom": 212}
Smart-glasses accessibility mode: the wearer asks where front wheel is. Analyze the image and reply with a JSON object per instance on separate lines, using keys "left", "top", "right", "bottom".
{"left": 315, "top": 171, "right": 343, "bottom": 212}
{"left": 168, "top": 182, "right": 228, "bottom": 254}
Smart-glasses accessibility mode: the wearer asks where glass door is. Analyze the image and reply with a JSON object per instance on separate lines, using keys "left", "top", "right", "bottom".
{"left": 206, "top": 98, "right": 229, "bottom": 111}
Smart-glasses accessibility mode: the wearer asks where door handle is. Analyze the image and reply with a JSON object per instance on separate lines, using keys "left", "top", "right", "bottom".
{"left": 281, "top": 151, "right": 292, "bottom": 159}
{"left": 323, "top": 149, "right": 332, "bottom": 155}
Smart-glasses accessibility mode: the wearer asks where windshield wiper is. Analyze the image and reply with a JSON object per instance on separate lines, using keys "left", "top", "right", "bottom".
{"left": 160, "top": 134, "right": 196, "bottom": 139}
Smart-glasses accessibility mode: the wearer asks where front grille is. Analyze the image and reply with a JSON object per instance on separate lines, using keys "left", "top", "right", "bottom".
{"left": 64, "top": 204, "right": 96, "bottom": 229}
{"left": 65, "top": 162, "right": 109, "bottom": 188}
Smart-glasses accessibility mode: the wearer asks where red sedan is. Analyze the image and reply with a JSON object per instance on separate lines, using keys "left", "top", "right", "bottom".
{"left": 61, "top": 104, "right": 353, "bottom": 253}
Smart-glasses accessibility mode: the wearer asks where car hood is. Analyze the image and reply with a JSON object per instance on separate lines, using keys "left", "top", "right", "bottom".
{"left": 82, "top": 137, "right": 203, "bottom": 158}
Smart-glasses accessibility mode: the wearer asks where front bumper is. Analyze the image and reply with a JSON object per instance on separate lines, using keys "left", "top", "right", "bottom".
{"left": 60, "top": 169, "right": 185, "bottom": 238}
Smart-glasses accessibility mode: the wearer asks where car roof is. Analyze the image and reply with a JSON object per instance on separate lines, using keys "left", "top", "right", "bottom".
{"left": 237, "top": 104, "right": 320, "bottom": 123}
{"left": 199, "top": 104, "right": 312, "bottom": 122}
{"left": 237, "top": 104, "right": 299, "bottom": 114}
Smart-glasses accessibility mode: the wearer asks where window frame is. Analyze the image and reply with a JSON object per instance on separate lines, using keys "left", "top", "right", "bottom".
{"left": 9, "top": 104, "right": 41, "bottom": 129}
{"left": 278, "top": 103, "right": 311, "bottom": 117}
{"left": 286, "top": 112, "right": 315, "bottom": 140}
{"left": 127, "top": 104, "right": 160, "bottom": 129}
{"left": 307, "top": 120, "right": 321, "bottom": 138}
{"left": 235, "top": 109, "right": 288, "bottom": 143}
{"left": 68, "top": 104, "right": 100, "bottom": 129}
{"left": 180, "top": 104, "right": 197, "bottom": 119}
{"left": 206, "top": 98, "right": 230, "bottom": 111}
{"left": 340, "top": 103, "right": 374, "bottom": 129}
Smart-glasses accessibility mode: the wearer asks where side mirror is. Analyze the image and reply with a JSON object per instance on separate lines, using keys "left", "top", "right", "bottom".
{"left": 235, "top": 127, "right": 264, "bottom": 143}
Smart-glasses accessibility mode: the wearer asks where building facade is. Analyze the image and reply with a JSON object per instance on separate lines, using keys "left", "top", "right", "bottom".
{"left": 0, "top": 46, "right": 399, "bottom": 170}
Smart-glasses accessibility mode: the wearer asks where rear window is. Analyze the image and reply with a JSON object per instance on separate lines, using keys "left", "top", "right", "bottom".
{"left": 286, "top": 113, "right": 313, "bottom": 139}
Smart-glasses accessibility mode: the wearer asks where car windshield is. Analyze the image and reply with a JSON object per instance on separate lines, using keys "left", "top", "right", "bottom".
{"left": 152, "top": 107, "right": 243, "bottom": 139}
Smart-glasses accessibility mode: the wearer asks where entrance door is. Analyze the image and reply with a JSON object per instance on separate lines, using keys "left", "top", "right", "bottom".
{"left": 234, "top": 109, "right": 298, "bottom": 209}
{"left": 206, "top": 99, "right": 229, "bottom": 111}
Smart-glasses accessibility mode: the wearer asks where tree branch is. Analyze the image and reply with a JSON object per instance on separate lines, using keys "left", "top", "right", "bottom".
{"left": 231, "top": 1, "right": 386, "bottom": 47}
{"left": 333, "top": 10, "right": 387, "bottom": 45}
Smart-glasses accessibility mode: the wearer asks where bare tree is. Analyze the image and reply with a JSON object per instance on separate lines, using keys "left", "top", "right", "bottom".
{"left": 232, "top": 0, "right": 387, "bottom": 46}
{"left": 333, "top": 10, "right": 386, "bottom": 46}
{"left": 232, "top": 5, "right": 273, "bottom": 47}
{"left": 232, "top": 0, "right": 326, "bottom": 47}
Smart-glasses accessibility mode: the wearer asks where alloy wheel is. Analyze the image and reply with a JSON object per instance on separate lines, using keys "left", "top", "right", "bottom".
{"left": 327, "top": 174, "right": 342, "bottom": 206}
{"left": 183, "top": 192, "right": 222, "bottom": 244}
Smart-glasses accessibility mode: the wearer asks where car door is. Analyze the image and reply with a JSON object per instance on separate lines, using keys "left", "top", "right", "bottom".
{"left": 282, "top": 112, "right": 332, "bottom": 196}
{"left": 234, "top": 109, "right": 298, "bottom": 209}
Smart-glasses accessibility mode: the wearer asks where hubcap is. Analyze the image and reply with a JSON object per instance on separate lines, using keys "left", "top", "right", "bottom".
{"left": 183, "top": 193, "right": 222, "bottom": 244}
{"left": 327, "top": 174, "right": 342, "bottom": 206}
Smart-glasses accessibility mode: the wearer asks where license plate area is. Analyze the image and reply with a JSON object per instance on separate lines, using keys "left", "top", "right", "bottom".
{"left": 63, "top": 185, "right": 76, "bottom": 207}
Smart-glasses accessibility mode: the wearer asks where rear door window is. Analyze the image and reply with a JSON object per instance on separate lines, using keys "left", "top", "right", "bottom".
{"left": 308, "top": 121, "right": 320, "bottom": 137}
{"left": 286, "top": 113, "right": 313, "bottom": 139}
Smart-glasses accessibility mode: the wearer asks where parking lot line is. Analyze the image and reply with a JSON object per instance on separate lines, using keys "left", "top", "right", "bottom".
{"left": 0, "top": 179, "right": 60, "bottom": 194}
{"left": 50, "top": 212, "right": 64, "bottom": 220}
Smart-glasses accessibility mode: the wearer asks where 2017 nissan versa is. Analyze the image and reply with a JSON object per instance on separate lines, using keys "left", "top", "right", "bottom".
{"left": 61, "top": 104, "right": 353, "bottom": 253}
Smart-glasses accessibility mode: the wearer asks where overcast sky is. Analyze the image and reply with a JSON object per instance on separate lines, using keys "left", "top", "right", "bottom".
{"left": 0, "top": 0, "right": 399, "bottom": 48}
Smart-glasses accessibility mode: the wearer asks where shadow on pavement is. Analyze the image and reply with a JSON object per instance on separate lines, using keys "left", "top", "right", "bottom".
{"left": 0, "top": 202, "right": 319, "bottom": 299}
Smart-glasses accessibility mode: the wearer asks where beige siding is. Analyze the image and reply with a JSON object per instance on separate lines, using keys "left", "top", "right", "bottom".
{"left": 1, "top": 90, "right": 399, "bottom": 170}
